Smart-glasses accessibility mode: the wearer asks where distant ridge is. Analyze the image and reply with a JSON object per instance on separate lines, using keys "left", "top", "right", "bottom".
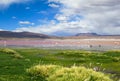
{"left": 63, "top": 33, "right": 120, "bottom": 39}
{"left": 75, "top": 33, "right": 120, "bottom": 36}
{"left": 0, "top": 31, "right": 120, "bottom": 39}
{"left": 0, "top": 31, "right": 53, "bottom": 38}
{"left": 76, "top": 33, "right": 98, "bottom": 36}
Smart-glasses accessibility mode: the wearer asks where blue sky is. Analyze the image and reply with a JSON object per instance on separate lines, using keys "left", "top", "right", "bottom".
{"left": 0, "top": 0, "right": 58, "bottom": 30}
{"left": 0, "top": 0, "right": 120, "bottom": 36}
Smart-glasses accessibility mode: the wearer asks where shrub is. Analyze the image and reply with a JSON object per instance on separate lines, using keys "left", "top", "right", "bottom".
{"left": 112, "top": 57, "right": 120, "bottom": 62}
{"left": 0, "top": 48, "right": 17, "bottom": 54}
{"left": 59, "top": 51, "right": 92, "bottom": 57}
{"left": 0, "top": 48, "right": 23, "bottom": 59}
{"left": 26, "top": 65, "right": 61, "bottom": 80}
{"left": 27, "top": 65, "right": 113, "bottom": 81}
{"left": 48, "top": 66, "right": 112, "bottom": 81}
{"left": 13, "top": 53, "right": 23, "bottom": 59}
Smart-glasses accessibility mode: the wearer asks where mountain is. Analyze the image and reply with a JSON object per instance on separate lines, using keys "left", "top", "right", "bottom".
{"left": 0, "top": 31, "right": 53, "bottom": 38}
{"left": 75, "top": 33, "right": 98, "bottom": 36}
{"left": 63, "top": 33, "right": 120, "bottom": 39}
{"left": 75, "top": 33, "right": 120, "bottom": 36}
{"left": 0, "top": 31, "right": 120, "bottom": 39}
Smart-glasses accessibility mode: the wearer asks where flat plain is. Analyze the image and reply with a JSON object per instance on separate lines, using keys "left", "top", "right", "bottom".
{"left": 0, "top": 48, "right": 120, "bottom": 81}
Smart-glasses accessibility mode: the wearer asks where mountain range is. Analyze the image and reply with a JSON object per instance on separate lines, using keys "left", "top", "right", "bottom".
{"left": 75, "top": 33, "right": 98, "bottom": 36}
{"left": 0, "top": 31, "right": 120, "bottom": 39}
{"left": 0, "top": 31, "right": 52, "bottom": 38}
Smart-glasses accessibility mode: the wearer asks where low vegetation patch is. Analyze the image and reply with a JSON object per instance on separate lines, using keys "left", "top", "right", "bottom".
{"left": 0, "top": 48, "right": 120, "bottom": 81}
{"left": 59, "top": 50, "right": 92, "bottom": 56}
{"left": 104, "top": 50, "right": 120, "bottom": 57}
{"left": 27, "top": 65, "right": 61, "bottom": 80}
{"left": 27, "top": 65, "right": 112, "bottom": 81}
{"left": 0, "top": 48, "right": 23, "bottom": 59}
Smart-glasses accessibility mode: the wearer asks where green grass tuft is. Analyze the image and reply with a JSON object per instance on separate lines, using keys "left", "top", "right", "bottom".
{"left": 0, "top": 48, "right": 23, "bottom": 59}
{"left": 27, "top": 65, "right": 113, "bottom": 81}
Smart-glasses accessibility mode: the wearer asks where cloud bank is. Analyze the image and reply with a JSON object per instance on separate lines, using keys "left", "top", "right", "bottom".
{"left": 15, "top": 0, "right": 120, "bottom": 35}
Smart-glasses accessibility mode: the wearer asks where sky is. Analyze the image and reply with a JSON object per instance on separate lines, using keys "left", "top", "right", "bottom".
{"left": 0, "top": 0, "right": 120, "bottom": 36}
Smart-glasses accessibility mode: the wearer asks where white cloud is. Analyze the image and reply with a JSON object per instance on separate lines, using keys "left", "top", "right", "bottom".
{"left": 48, "top": 0, "right": 120, "bottom": 35}
{"left": 19, "top": 21, "right": 34, "bottom": 25}
{"left": 15, "top": 0, "right": 120, "bottom": 35}
{"left": 0, "top": 0, "right": 30, "bottom": 8}
{"left": 15, "top": 20, "right": 93, "bottom": 35}
{"left": 55, "top": 14, "right": 69, "bottom": 21}
{"left": 49, "top": 3, "right": 59, "bottom": 8}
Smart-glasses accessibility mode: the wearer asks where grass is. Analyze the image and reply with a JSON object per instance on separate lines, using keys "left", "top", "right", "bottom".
{"left": 0, "top": 48, "right": 120, "bottom": 81}
{"left": 0, "top": 48, "right": 23, "bottom": 59}
{"left": 27, "top": 65, "right": 112, "bottom": 81}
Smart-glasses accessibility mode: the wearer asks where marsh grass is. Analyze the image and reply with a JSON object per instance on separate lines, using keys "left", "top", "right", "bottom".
{"left": 0, "top": 48, "right": 120, "bottom": 81}
{"left": 0, "top": 48, "right": 23, "bottom": 59}
{"left": 27, "top": 65, "right": 113, "bottom": 81}
{"left": 27, "top": 65, "right": 62, "bottom": 81}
